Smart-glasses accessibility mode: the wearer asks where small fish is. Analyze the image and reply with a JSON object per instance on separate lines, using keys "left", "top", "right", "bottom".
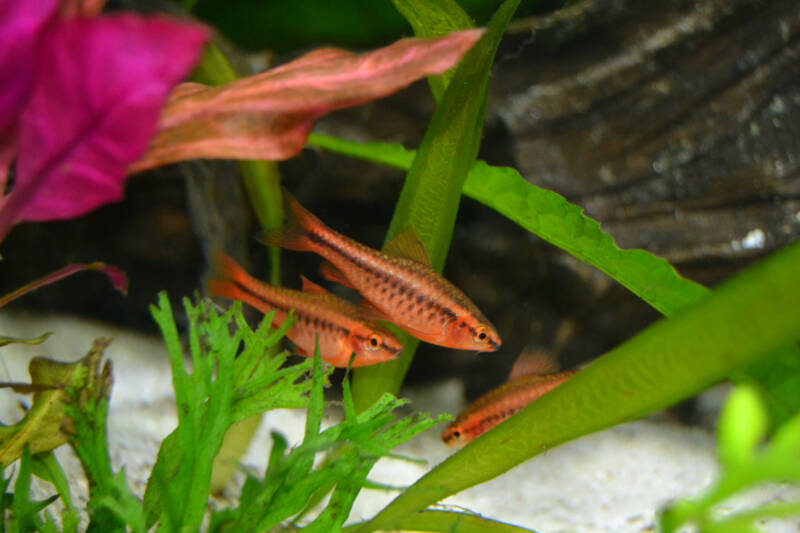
{"left": 260, "top": 192, "right": 501, "bottom": 352}
{"left": 207, "top": 252, "right": 402, "bottom": 367}
{"left": 442, "top": 345, "right": 577, "bottom": 446}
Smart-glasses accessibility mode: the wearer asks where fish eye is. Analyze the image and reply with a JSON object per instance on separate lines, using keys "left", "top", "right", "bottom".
{"left": 473, "top": 326, "right": 490, "bottom": 344}
{"left": 366, "top": 334, "right": 382, "bottom": 351}
{"left": 452, "top": 429, "right": 461, "bottom": 438}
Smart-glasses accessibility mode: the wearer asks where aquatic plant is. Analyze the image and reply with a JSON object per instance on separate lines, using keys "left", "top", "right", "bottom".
{"left": 2, "top": 294, "right": 525, "bottom": 532}
{"left": 2, "top": 0, "right": 799, "bottom": 529}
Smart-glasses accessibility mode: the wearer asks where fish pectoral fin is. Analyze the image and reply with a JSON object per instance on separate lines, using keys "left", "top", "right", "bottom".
{"left": 508, "top": 346, "right": 560, "bottom": 380}
{"left": 383, "top": 227, "right": 431, "bottom": 266}
{"left": 319, "top": 261, "right": 356, "bottom": 289}
{"left": 357, "top": 298, "right": 393, "bottom": 322}
{"left": 300, "top": 275, "right": 331, "bottom": 295}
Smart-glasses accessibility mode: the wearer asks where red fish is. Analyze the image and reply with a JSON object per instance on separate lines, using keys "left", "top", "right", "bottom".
{"left": 207, "top": 252, "right": 402, "bottom": 367}
{"left": 442, "top": 345, "right": 577, "bottom": 446}
{"left": 260, "top": 192, "right": 501, "bottom": 352}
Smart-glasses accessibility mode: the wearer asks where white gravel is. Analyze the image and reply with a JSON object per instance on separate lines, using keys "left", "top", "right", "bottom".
{"left": 1, "top": 310, "right": 798, "bottom": 532}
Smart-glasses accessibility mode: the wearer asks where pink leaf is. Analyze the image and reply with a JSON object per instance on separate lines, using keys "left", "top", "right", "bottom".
{"left": 0, "top": 262, "right": 128, "bottom": 309}
{"left": 0, "top": 0, "right": 58, "bottom": 135}
{"left": 0, "top": 14, "right": 208, "bottom": 240}
{"left": 129, "top": 28, "right": 484, "bottom": 173}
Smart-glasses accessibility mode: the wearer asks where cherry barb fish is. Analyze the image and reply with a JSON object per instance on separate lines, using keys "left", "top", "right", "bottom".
{"left": 442, "top": 344, "right": 577, "bottom": 446}
{"left": 208, "top": 252, "right": 402, "bottom": 367}
{"left": 260, "top": 192, "right": 501, "bottom": 352}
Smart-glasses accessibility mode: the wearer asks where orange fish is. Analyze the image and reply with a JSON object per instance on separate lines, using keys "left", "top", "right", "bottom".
{"left": 442, "top": 343, "right": 577, "bottom": 446}
{"left": 207, "top": 252, "right": 402, "bottom": 367}
{"left": 260, "top": 192, "right": 501, "bottom": 352}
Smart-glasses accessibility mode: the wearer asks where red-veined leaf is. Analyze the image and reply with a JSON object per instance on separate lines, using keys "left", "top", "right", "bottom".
{"left": 129, "top": 28, "right": 483, "bottom": 173}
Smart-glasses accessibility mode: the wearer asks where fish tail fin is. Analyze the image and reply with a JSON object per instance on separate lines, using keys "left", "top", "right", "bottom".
{"left": 207, "top": 252, "right": 272, "bottom": 314}
{"left": 259, "top": 190, "right": 320, "bottom": 252}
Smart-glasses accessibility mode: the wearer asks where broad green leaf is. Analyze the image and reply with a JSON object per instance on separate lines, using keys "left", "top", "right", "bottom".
{"left": 0, "top": 338, "right": 112, "bottom": 467}
{"left": 357, "top": 241, "right": 800, "bottom": 532}
{"left": 352, "top": 0, "right": 522, "bottom": 412}
{"left": 346, "top": 509, "right": 538, "bottom": 532}
{"left": 306, "top": 133, "right": 800, "bottom": 423}
{"left": 392, "top": 0, "right": 475, "bottom": 100}
{"left": 660, "top": 387, "right": 800, "bottom": 532}
{"left": 717, "top": 386, "right": 767, "bottom": 468}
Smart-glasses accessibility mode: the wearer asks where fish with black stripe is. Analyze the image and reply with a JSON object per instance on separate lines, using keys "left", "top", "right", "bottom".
{"left": 208, "top": 252, "right": 402, "bottom": 367}
{"left": 260, "top": 192, "right": 502, "bottom": 352}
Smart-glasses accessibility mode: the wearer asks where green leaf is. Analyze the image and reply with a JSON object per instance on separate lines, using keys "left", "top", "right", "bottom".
{"left": 357, "top": 241, "right": 800, "bottom": 532}
{"left": 0, "top": 332, "right": 51, "bottom": 347}
{"left": 346, "top": 509, "right": 538, "bottom": 532}
{"left": 192, "top": 42, "right": 283, "bottom": 286}
{"left": 0, "top": 339, "right": 113, "bottom": 467}
{"left": 144, "top": 294, "right": 312, "bottom": 530}
{"left": 660, "top": 387, "right": 800, "bottom": 532}
{"left": 31, "top": 451, "right": 80, "bottom": 531}
{"left": 352, "top": 0, "right": 522, "bottom": 413}
{"left": 717, "top": 386, "right": 767, "bottom": 468}
{"left": 12, "top": 447, "right": 57, "bottom": 533}
{"left": 306, "top": 133, "right": 800, "bottom": 424}
{"left": 392, "top": 0, "right": 475, "bottom": 100}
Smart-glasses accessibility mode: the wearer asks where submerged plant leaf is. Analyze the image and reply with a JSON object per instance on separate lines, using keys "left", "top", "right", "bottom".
{"left": 0, "top": 14, "right": 208, "bottom": 240}
{"left": 308, "top": 133, "right": 800, "bottom": 423}
{"left": 391, "top": 0, "right": 475, "bottom": 101}
{"left": 217, "top": 347, "right": 446, "bottom": 532}
{"left": 358, "top": 241, "right": 800, "bottom": 532}
{"left": 345, "top": 508, "right": 538, "bottom": 532}
{"left": 660, "top": 386, "right": 800, "bottom": 532}
{"left": 0, "top": 332, "right": 51, "bottom": 348}
{"left": 0, "top": 338, "right": 113, "bottom": 467}
{"left": 0, "top": 262, "right": 128, "bottom": 309}
{"left": 143, "top": 295, "right": 312, "bottom": 529}
{"left": 128, "top": 29, "right": 483, "bottom": 173}
{"left": 352, "top": 0, "right": 521, "bottom": 412}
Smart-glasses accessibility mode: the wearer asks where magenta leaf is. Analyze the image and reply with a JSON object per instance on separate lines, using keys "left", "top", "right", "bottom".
{"left": 0, "top": 262, "right": 128, "bottom": 309}
{"left": 129, "top": 29, "right": 484, "bottom": 172}
{"left": 0, "top": 14, "right": 208, "bottom": 241}
{"left": 0, "top": 0, "right": 58, "bottom": 136}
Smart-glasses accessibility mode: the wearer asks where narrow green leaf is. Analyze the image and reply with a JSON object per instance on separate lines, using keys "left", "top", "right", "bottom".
{"left": 192, "top": 41, "right": 283, "bottom": 285}
{"left": 0, "top": 332, "right": 51, "bottom": 348}
{"left": 306, "top": 135, "right": 707, "bottom": 315}
{"left": 352, "top": 0, "right": 522, "bottom": 412}
{"left": 31, "top": 451, "right": 76, "bottom": 514}
{"left": 392, "top": 0, "right": 474, "bottom": 100}
{"left": 357, "top": 241, "right": 800, "bottom": 532}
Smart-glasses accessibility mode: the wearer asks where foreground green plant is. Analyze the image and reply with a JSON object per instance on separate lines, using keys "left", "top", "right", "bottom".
{"left": 660, "top": 385, "right": 800, "bottom": 532}
{"left": 5, "top": 294, "right": 532, "bottom": 532}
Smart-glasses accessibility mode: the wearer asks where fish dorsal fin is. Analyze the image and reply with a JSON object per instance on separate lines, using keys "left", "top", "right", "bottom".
{"left": 357, "top": 298, "right": 392, "bottom": 323}
{"left": 383, "top": 227, "right": 431, "bottom": 265}
{"left": 319, "top": 261, "right": 355, "bottom": 289}
{"left": 508, "top": 346, "right": 560, "bottom": 380}
{"left": 300, "top": 275, "right": 330, "bottom": 295}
